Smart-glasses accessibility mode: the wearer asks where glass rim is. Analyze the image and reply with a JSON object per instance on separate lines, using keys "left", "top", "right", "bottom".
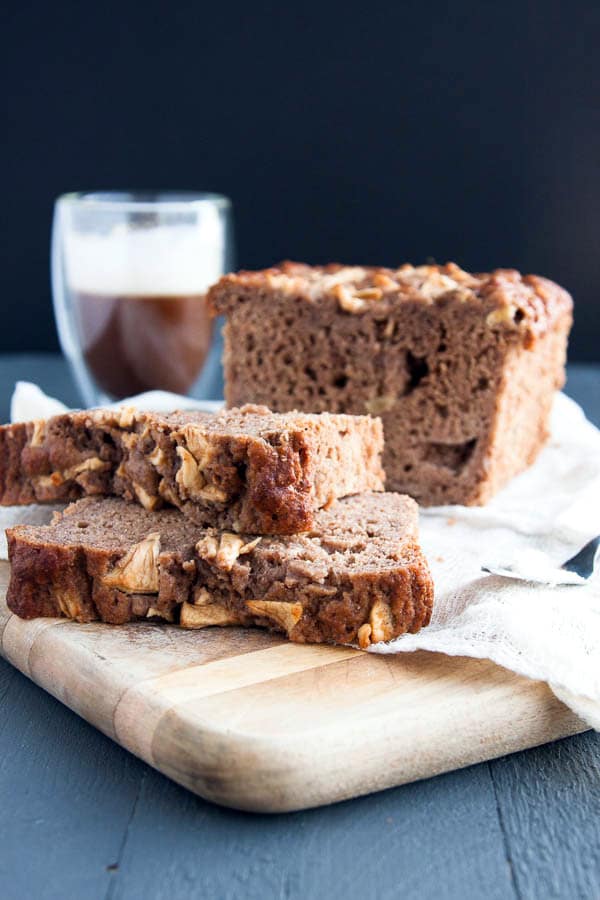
{"left": 55, "top": 190, "right": 231, "bottom": 213}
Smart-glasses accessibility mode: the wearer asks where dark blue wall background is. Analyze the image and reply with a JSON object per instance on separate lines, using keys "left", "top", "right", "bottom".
{"left": 2, "top": 0, "right": 599, "bottom": 360}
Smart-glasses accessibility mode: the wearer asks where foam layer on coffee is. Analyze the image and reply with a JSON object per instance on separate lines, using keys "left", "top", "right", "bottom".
{"left": 64, "top": 212, "right": 225, "bottom": 296}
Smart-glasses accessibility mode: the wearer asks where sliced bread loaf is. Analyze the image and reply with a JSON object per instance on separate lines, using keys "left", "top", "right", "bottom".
{"left": 209, "top": 262, "right": 572, "bottom": 506}
{"left": 0, "top": 404, "right": 384, "bottom": 535}
{"left": 6, "top": 493, "right": 433, "bottom": 648}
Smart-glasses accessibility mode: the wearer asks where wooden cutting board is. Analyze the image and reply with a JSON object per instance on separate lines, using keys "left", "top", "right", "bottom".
{"left": 0, "top": 560, "right": 587, "bottom": 813}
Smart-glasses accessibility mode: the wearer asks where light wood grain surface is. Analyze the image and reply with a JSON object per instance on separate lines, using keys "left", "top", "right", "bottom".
{"left": 0, "top": 558, "right": 588, "bottom": 813}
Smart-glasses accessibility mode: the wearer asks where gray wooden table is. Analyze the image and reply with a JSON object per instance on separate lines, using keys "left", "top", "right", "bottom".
{"left": 0, "top": 355, "right": 598, "bottom": 900}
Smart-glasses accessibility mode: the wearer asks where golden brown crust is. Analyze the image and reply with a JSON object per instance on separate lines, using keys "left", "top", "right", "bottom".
{"left": 208, "top": 261, "right": 573, "bottom": 344}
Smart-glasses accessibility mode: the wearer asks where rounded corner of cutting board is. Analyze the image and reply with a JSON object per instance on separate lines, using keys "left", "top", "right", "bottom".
{"left": 140, "top": 649, "right": 588, "bottom": 815}
{"left": 149, "top": 721, "right": 357, "bottom": 814}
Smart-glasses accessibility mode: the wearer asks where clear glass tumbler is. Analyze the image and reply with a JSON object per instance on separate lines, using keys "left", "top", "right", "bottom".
{"left": 52, "top": 191, "right": 233, "bottom": 406}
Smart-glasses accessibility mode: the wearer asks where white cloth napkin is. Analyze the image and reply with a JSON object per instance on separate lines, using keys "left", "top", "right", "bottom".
{"left": 372, "top": 393, "right": 600, "bottom": 730}
{"left": 4, "top": 382, "right": 600, "bottom": 729}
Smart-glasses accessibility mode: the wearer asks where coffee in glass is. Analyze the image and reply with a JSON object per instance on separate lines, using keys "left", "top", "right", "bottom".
{"left": 52, "top": 192, "right": 232, "bottom": 406}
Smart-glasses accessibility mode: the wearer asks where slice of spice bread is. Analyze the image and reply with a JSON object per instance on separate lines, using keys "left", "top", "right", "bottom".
{"left": 209, "top": 262, "right": 572, "bottom": 506}
{"left": 6, "top": 493, "right": 433, "bottom": 648}
{"left": 0, "top": 404, "right": 384, "bottom": 535}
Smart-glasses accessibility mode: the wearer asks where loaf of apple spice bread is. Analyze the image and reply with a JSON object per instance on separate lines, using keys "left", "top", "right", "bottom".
{"left": 0, "top": 405, "right": 384, "bottom": 535}
{"left": 208, "top": 262, "right": 573, "bottom": 506}
{"left": 6, "top": 493, "right": 433, "bottom": 648}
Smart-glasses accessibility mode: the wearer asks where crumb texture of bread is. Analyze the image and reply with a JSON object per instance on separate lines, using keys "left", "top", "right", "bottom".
{"left": 6, "top": 494, "right": 433, "bottom": 647}
{"left": 0, "top": 405, "right": 384, "bottom": 534}
{"left": 208, "top": 261, "right": 573, "bottom": 506}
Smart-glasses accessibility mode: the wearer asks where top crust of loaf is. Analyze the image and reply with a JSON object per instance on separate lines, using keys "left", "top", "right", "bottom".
{"left": 208, "top": 261, "right": 573, "bottom": 346}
